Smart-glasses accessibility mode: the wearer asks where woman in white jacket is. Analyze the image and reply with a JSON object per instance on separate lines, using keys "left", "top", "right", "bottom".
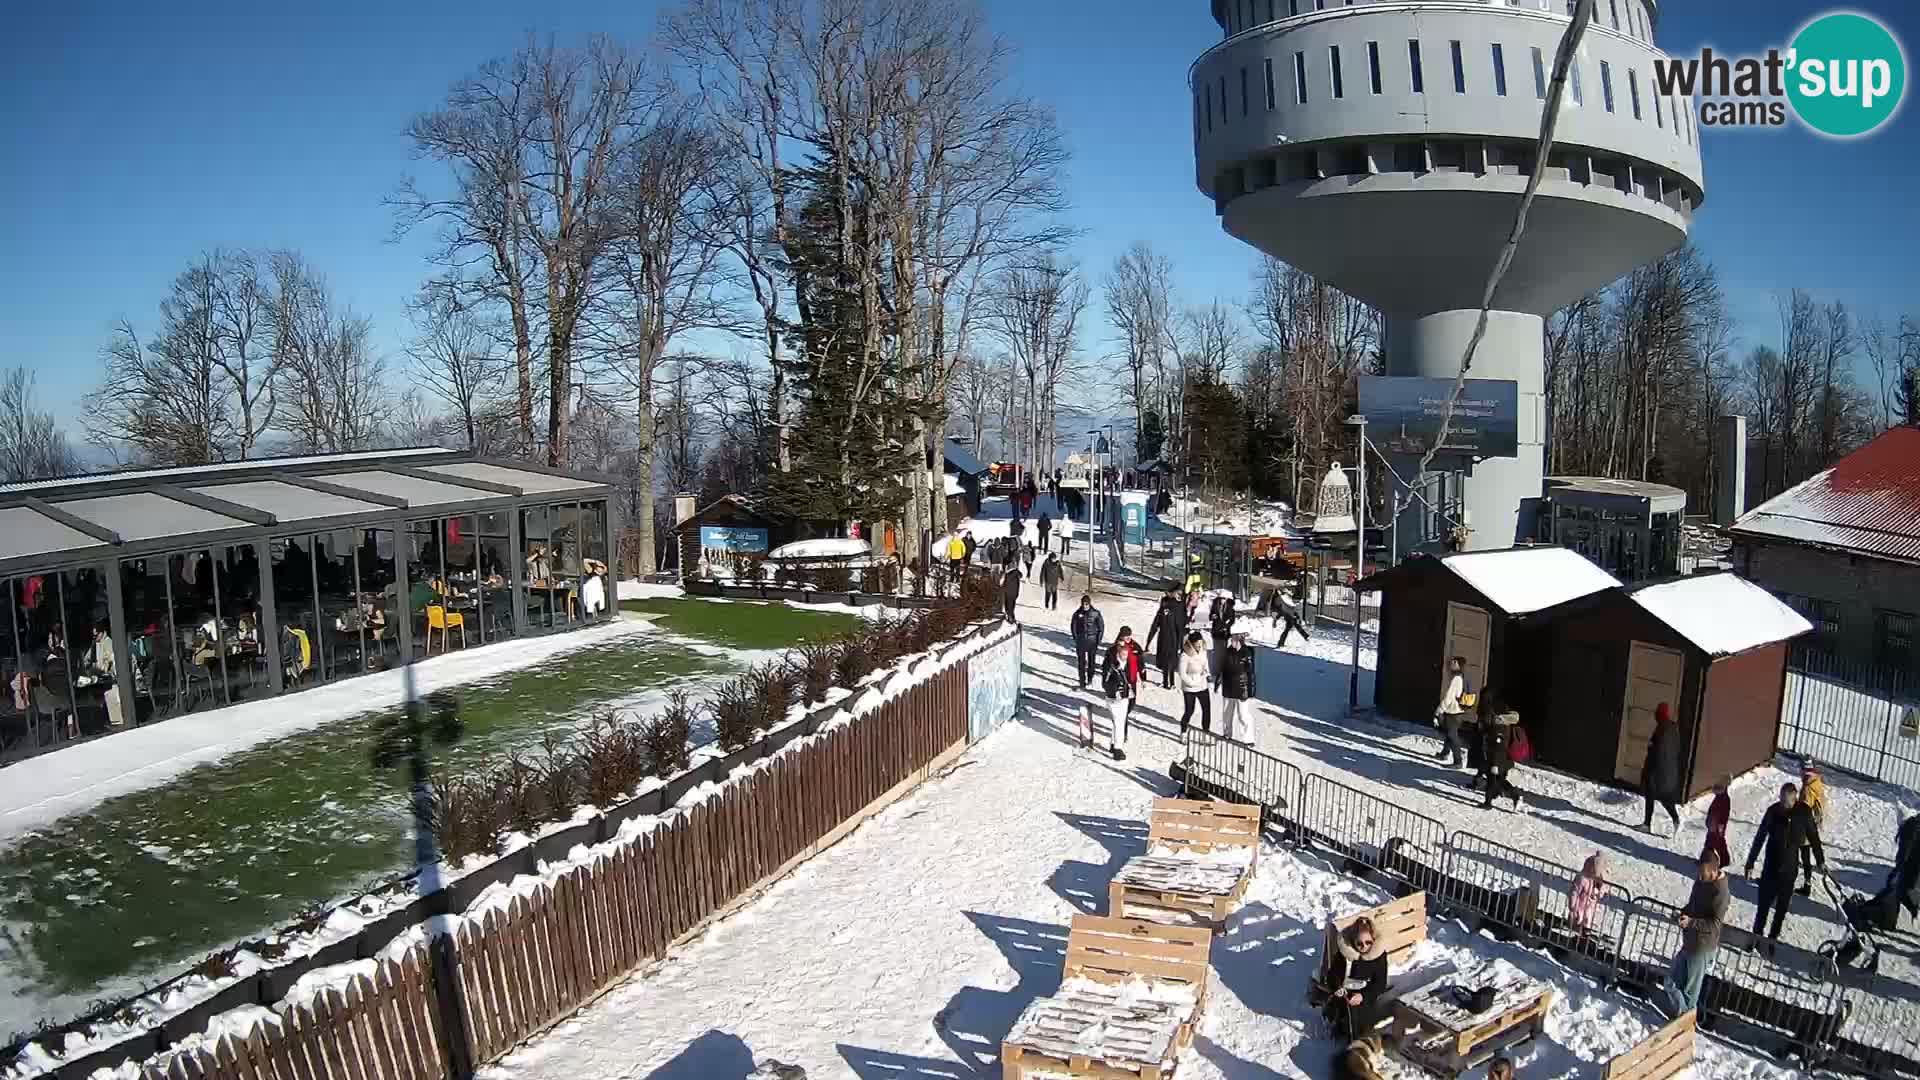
{"left": 1177, "top": 630, "right": 1213, "bottom": 734}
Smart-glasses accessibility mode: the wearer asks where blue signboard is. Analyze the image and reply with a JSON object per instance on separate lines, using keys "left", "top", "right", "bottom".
{"left": 698, "top": 526, "right": 769, "bottom": 552}
{"left": 1359, "top": 376, "right": 1520, "bottom": 459}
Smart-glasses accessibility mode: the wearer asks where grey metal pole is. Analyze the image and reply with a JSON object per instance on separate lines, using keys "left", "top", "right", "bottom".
{"left": 1348, "top": 415, "right": 1367, "bottom": 713}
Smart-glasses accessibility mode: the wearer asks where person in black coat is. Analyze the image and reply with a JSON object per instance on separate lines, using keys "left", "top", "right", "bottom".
{"left": 1477, "top": 700, "right": 1523, "bottom": 811}
{"left": 1070, "top": 596, "right": 1105, "bottom": 689}
{"left": 1207, "top": 592, "right": 1236, "bottom": 668}
{"left": 1037, "top": 513, "right": 1052, "bottom": 553}
{"left": 1000, "top": 565, "right": 1022, "bottom": 625}
{"left": 1323, "top": 917, "right": 1390, "bottom": 1039}
{"left": 1219, "top": 629, "right": 1258, "bottom": 743}
{"left": 1144, "top": 590, "right": 1186, "bottom": 689}
{"left": 1640, "top": 702, "right": 1683, "bottom": 833}
{"left": 1744, "top": 780, "right": 1827, "bottom": 946}
{"left": 1038, "top": 553, "right": 1064, "bottom": 610}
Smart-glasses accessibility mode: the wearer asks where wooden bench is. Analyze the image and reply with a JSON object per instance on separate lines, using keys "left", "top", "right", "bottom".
{"left": 1000, "top": 915, "right": 1213, "bottom": 1080}
{"left": 1603, "top": 1010, "right": 1695, "bottom": 1080}
{"left": 1311, "top": 891, "right": 1428, "bottom": 1005}
{"left": 1109, "top": 798, "right": 1260, "bottom": 926}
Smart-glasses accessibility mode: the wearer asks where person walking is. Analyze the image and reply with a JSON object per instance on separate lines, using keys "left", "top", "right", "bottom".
{"left": 1640, "top": 702, "right": 1683, "bottom": 834}
{"left": 1219, "top": 627, "right": 1258, "bottom": 744}
{"left": 1207, "top": 591, "right": 1237, "bottom": 669}
{"left": 1433, "top": 656, "right": 1469, "bottom": 769}
{"left": 1665, "top": 852, "right": 1729, "bottom": 1015}
{"left": 1797, "top": 761, "right": 1828, "bottom": 895}
{"left": 1743, "top": 781, "right": 1827, "bottom": 949}
{"left": 1070, "top": 595, "right": 1105, "bottom": 689}
{"left": 1102, "top": 627, "right": 1144, "bottom": 761}
{"left": 1039, "top": 552, "right": 1064, "bottom": 610}
{"left": 1568, "top": 852, "right": 1610, "bottom": 939}
{"left": 1022, "top": 540, "right": 1037, "bottom": 576}
{"left": 960, "top": 530, "right": 976, "bottom": 575}
{"left": 1145, "top": 589, "right": 1187, "bottom": 690}
{"left": 1178, "top": 631, "right": 1213, "bottom": 735}
{"left": 1702, "top": 777, "right": 1733, "bottom": 874}
{"left": 1037, "top": 512, "right": 1052, "bottom": 553}
{"left": 1478, "top": 701, "right": 1524, "bottom": 811}
{"left": 1000, "top": 564, "right": 1023, "bottom": 625}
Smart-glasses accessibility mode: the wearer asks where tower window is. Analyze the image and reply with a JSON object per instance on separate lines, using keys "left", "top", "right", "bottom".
{"left": 1409, "top": 40, "right": 1424, "bottom": 93}
{"left": 1491, "top": 43, "right": 1508, "bottom": 96}
{"left": 1265, "top": 56, "right": 1277, "bottom": 110}
{"left": 1609, "top": 0, "right": 1620, "bottom": 30}
{"left": 1600, "top": 60, "right": 1615, "bottom": 112}
{"left": 1450, "top": 40, "right": 1466, "bottom": 93}
{"left": 1654, "top": 85, "right": 1665, "bottom": 127}
{"left": 1289, "top": 0, "right": 1299, "bottom": 15}
{"left": 1294, "top": 51, "right": 1309, "bottom": 103}
{"left": 1531, "top": 46, "right": 1546, "bottom": 99}
{"left": 1367, "top": 41, "right": 1383, "bottom": 94}
{"left": 1194, "top": 93, "right": 1202, "bottom": 141}
{"left": 1629, "top": 68, "right": 1642, "bottom": 118}
{"left": 1219, "top": 75, "right": 1228, "bottom": 124}
{"left": 1266, "top": 0, "right": 1275, "bottom": 21}
{"left": 1330, "top": 45, "right": 1345, "bottom": 98}
{"left": 1241, "top": 66, "right": 1250, "bottom": 116}
{"left": 1206, "top": 82, "right": 1214, "bottom": 130}
{"left": 1570, "top": 59, "right": 1584, "bottom": 105}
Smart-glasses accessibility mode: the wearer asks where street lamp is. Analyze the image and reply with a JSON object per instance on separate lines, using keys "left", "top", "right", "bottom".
{"left": 1346, "top": 414, "right": 1368, "bottom": 713}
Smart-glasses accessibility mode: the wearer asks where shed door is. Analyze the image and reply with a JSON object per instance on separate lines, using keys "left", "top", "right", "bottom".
{"left": 1442, "top": 602, "right": 1492, "bottom": 703}
{"left": 1615, "top": 641, "right": 1685, "bottom": 784}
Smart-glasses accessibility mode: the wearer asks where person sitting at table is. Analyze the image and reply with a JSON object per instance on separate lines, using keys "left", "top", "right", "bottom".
{"left": 408, "top": 574, "right": 437, "bottom": 615}
{"left": 525, "top": 545, "right": 551, "bottom": 585}
{"left": 191, "top": 612, "right": 221, "bottom": 668}
{"left": 85, "top": 620, "right": 125, "bottom": 728}
{"left": 234, "top": 611, "right": 260, "bottom": 645}
{"left": 1324, "top": 916, "right": 1390, "bottom": 1039}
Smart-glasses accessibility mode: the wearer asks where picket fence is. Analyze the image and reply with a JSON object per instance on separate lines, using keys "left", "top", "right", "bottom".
{"left": 111, "top": 658, "right": 975, "bottom": 1080}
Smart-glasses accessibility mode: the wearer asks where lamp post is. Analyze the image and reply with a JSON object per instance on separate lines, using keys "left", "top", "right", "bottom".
{"left": 1346, "top": 414, "right": 1368, "bottom": 713}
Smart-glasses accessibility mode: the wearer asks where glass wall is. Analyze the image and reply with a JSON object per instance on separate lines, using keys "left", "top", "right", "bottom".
{"left": 521, "top": 506, "right": 553, "bottom": 631}
{"left": 272, "top": 535, "right": 320, "bottom": 687}
{"left": 120, "top": 557, "right": 180, "bottom": 722}
{"left": 552, "top": 504, "right": 582, "bottom": 628}
{"left": 477, "top": 511, "right": 515, "bottom": 643}
{"left": 582, "top": 500, "right": 609, "bottom": 621}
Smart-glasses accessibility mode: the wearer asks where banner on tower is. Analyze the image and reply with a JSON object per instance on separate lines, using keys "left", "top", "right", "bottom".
{"left": 1359, "top": 376, "right": 1519, "bottom": 459}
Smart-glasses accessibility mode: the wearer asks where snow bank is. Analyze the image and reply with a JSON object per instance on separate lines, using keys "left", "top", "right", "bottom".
{"left": 1631, "top": 572, "right": 1812, "bottom": 656}
{"left": 1442, "top": 547, "right": 1621, "bottom": 614}
{"left": 768, "top": 537, "right": 871, "bottom": 560}
{"left": 618, "top": 579, "right": 684, "bottom": 601}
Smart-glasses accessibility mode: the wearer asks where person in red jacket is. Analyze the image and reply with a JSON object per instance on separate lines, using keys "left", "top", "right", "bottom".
{"left": 1702, "top": 776, "right": 1732, "bottom": 871}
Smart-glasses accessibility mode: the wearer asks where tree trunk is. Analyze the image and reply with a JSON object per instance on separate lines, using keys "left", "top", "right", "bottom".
{"left": 634, "top": 357, "right": 657, "bottom": 575}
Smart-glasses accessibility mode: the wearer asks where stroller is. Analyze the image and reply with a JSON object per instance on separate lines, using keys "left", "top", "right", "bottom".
{"left": 1819, "top": 869, "right": 1893, "bottom": 974}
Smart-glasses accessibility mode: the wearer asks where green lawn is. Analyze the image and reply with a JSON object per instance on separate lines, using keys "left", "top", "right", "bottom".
{"left": 0, "top": 601, "right": 850, "bottom": 1033}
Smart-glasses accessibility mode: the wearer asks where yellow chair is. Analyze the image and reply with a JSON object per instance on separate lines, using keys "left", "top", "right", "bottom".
{"left": 286, "top": 627, "right": 312, "bottom": 681}
{"left": 425, "top": 605, "right": 466, "bottom": 654}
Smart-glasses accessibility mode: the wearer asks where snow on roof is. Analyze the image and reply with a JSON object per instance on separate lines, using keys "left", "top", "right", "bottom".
{"left": 943, "top": 473, "right": 965, "bottom": 497}
{"left": 1630, "top": 572, "right": 1813, "bottom": 657}
{"left": 767, "top": 537, "right": 872, "bottom": 561}
{"left": 1440, "top": 547, "right": 1622, "bottom": 615}
{"left": 1730, "top": 426, "right": 1920, "bottom": 564}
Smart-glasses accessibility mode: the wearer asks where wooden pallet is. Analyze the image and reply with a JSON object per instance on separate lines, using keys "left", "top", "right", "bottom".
{"left": 1110, "top": 798, "right": 1260, "bottom": 926}
{"left": 1001, "top": 915, "right": 1213, "bottom": 1080}
{"left": 1603, "top": 1010, "right": 1695, "bottom": 1080}
{"left": 1312, "top": 891, "right": 1427, "bottom": 1002}
{"left": 1391, "top": 974, "right": 1554, "bottom": 1078}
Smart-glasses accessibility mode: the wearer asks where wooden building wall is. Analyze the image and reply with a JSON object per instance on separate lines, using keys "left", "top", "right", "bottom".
{"left": 1539, "top": 597, "right": 1707, "bottom": 792}
{"left": 1371, "top": 564, "right": 1551, "bottom": 728}
{"left": 1695, "top": 642, "right": 1790, "bottom": 792}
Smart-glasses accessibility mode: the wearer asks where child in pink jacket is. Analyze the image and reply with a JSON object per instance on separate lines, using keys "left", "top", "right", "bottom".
{"left": 1569, "top": 852, "right": 1609, "bottom": 937}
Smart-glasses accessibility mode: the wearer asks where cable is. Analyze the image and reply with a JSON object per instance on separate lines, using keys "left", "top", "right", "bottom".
{"left": 1414, "top": 0, "right": 1599, "bottom": 486}
{"left": 1366, "top": 435, "right": 1467, "bottom": 534}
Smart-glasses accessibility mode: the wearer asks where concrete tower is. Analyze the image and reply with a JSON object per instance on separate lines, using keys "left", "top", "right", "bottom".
{"left": 1191, "top": 0, "right": 1704, "bottom": 550}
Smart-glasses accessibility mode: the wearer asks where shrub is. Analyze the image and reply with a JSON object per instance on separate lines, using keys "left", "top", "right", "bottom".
{"left": 736, "top": 555, "right": 765, "bottom": 584}
{"left": 535, "top": 734, "right": 583, "bottom": 822}
{"left": 641, "top": 693, "right": 694, "bottom": 778}
{"left": 710, "top": 679, "right": 760, "bottom": 752}
{"left": 746, "top": 661, "right": 795, "bottom": 729}
{"left": 578, "top": 711, "right": 649, "bottom": 807}
{"left": 813, "top": 565, "right": 853, "bottom": 592}
{"left": 793, "top": 639, "right": 840, "bottom": 704}
{"left": 833, "top": 634, "right": 878, "bottom": 689}
{"left": 190, "top": 949, "right": 238, "bottom": 981}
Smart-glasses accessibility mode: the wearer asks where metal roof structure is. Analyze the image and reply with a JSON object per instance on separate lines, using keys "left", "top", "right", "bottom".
{"left": 1729, "top": 426, "right": 1920, "bottom": 565}
{"left": 1545, "top": 476, "right": 1689, "bottom": 517}
{"left": 0, "top": 450, "right": 617, "bottom": 577}
{"left": 942, "top": 438, "right": 986, "bottom": 478}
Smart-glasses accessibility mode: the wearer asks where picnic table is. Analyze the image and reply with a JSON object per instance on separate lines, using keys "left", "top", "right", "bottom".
{"left": 1389, "top": 965, "right": 1553, "bottom": 1077}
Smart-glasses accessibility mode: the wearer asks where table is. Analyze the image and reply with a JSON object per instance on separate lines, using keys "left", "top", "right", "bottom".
{"left": 1109, "top": 854, "right": 1251, "bottom": 926}
{"left": 1389, "top": 966, "right": 1553, "bottom": 1077}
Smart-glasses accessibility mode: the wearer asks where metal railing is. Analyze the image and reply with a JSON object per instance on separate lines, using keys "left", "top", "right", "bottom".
{"left": 1178, "top": 728, "right": 1920, "bottom": 1078}
{"left": 1780, "top": 645, "right": 1920, "bottom": 789}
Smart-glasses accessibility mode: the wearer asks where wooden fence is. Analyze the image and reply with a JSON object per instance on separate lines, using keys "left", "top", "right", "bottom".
{"left": 126, "top": 660, "right": 974, "bottom": 1080}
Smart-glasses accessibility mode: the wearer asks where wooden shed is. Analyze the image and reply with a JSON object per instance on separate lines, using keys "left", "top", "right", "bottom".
{"left": 1360, "top": 547, "right": 1623, "bottom": 728}
{"left": 673, "top": 496, "right": 789, "bottom": 580}
{"left": 1537, "top": 572, "right": 1813, "bottom": 798}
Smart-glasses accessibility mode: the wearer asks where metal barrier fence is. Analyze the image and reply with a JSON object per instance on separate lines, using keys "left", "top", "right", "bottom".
{"left": 1780, "top": 645, "right": 1920, "bottom": 789}
{"left": 1177, "top": 729, "right": 1920, "bottom": 1079}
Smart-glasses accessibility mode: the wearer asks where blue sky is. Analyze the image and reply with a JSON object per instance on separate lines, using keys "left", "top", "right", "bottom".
{"left": 2, "top": 0, "right": 1915, "bottom": 428}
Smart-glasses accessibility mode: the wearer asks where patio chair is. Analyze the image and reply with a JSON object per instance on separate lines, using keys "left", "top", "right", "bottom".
{"left": 1109, "top": 797, "right": 1261, "bottom": 926}
{"left": 1603, "top": 1010, "right": 1694, "bottom": 1080}
{"left": 425, "top": 605, "right": 467, "bottom": 654}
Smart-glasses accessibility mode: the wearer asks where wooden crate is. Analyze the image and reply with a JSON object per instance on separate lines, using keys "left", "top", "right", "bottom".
{"left": 1110, "top": 798, "right": 1261, "bottom": 926}
{"left": 1603, "top": 1010, "right": 1695, "bottom": 1080}
{"left": 1392, "top": 976, "right": 1554, "bottom": 1078}
{"left": 1001, "top": 915, "right": 1213, "bottom": 1080}
{"left": 1312, "top": 891, "right": 1427, "bottom": 1001}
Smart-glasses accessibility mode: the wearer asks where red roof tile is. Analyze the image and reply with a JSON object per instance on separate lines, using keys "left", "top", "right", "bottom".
{"left": 1730, "top": 426, "right": 1920, "bottom": 563}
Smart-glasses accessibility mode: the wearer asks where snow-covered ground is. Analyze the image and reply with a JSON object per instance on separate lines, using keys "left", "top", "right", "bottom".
{"left": 0, "top": 618, "right": 658, "bottom": 842}
{"left": 475, "top": 576, "right": 1798, "bottom": 1080}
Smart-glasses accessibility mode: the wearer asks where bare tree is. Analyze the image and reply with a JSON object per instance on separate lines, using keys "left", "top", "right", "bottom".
{"left": 408, "top": 288, "right": 509, "bottom": 451}
{"left": 208, "top": 250, "right": 279, "bottom": 458}
{"left": 85, "top": 261, "right": 228, "bottom": 465}
{"left": 270, "top": 252, "right": 389, "bottom": 453}
{"left": 589, "top": 112, "right": 733, "bottom": 572}
{"left": 1817, "top": 299, "right": 1856, "bottom": 462}
{"left": 1863, "top": 313, "right": 1920, "bottom": 427}
{"left": 988, "top": 252, "right": 1086, "bottom": 478}
{"left": 397, "top": 35, "right": 649, "bottom": 465}
{"left": 0, "top": 367, "right": 78, "bottom": 482}
{"left": 1105, "top": 243, "right": 1177, "bottom": 460}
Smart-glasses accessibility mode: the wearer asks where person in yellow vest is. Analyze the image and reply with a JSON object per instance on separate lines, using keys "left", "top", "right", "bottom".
{"left": 1798, "top": 761, "right": 1829, "bottom": 896}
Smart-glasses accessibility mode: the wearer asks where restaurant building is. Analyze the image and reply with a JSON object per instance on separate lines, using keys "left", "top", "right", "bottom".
{"left": 1, "top": 449, "right": 618, "bottom": 761}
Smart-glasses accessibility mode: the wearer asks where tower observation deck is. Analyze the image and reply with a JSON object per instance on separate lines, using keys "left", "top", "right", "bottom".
{"left": 1191, "top": 0, "right": 1704, "bottom": 550}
